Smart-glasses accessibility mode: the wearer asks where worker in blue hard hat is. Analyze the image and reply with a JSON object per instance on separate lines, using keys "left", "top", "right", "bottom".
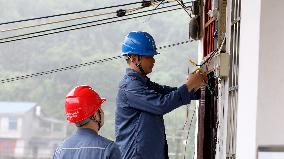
{"left": 115, "top": 31, "right": 207, "bottom": 159}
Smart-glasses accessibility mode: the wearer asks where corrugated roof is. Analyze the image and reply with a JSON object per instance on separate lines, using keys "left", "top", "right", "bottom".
{"left": 0, "top": 102, "right": 37, "bottom": 114}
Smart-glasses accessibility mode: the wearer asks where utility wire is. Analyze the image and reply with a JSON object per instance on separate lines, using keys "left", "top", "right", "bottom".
{"left": 175, "top": 0, "right": 192, "bottom": 17}
{"left": 188, "top": 34, "right": 226, "bottom": 69}
{"left": 0, "top": 1, "right": 144, "bottom": 26}
{"left": 0, "top": 4, "right": 155, "bottom": 33}
{"left": 180, "top": 36, "right": 227, "bottom": 159}
{"left": 0, "top": 2, "right": 188, "bottom": 40}
{"left": 0, "top": 10, "right": 118, "bottom": 33}
{"left": 0, "top": 3, "right": 190, "bottom": 44}
{"left": 183, "top": 105, "right": 196, "bottom": 159}
{"left": 0, "top": 40, "right": 192, "bottom": 84}
{"left": 1, "top": 1, "right": 172, "bottom": 33}
{"left": 0, "top": 0, "right": 182, "bottom": 30}
{"left": 0, "top": 5, "right": 153, "bottom": 40}
{"left": 199, "top": 34, "right": 226, "bottom": 67}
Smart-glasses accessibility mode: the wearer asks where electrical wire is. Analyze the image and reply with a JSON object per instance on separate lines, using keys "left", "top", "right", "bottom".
{"left": 0, "top": 2, "right": 187, "bottom": 39}
{"left": 0, "top": 3, "right": 190, "bottom": 44}
{"left": 175, "top": 0, "right": 192, "bottom": 17}
{"left": 182, "top": 105, "right": 196, "bottom": 159}
{"left": 199, "top": 34, "right": 226, "bottom": 67}
{"left": 0, "top": 4, "right": 155, "bottom": 33}
{"left": 0, "top": 1, "right": 176, "bottom": 33}
{"left": 180, "top": 35, "right": 226, "bottom": 159}
{"left": 0, "top": 1, "right": 179, "bottom": 33}
{"left": 0, "top": 10, "right": 118, "bottom": 33}
{"left": 187, "top": 34, "right": 226, "bottom": 70}
{"left": 182, "top": 105, "right": 190, "bottom": 129}
{"left": 0, "top": 40, "right": 192, "bottom": 84}
{"left": 0, "top": 1, "right": 144, "bottom": 26}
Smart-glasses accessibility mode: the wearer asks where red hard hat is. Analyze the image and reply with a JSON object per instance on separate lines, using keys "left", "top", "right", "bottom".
{"left": 65, "top": 85, "right": 106, "bottom": 124}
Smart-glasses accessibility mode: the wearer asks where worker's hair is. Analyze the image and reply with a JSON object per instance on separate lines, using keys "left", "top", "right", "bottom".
{"left": 124, "top": 55, "right": 142, "bottom": 64}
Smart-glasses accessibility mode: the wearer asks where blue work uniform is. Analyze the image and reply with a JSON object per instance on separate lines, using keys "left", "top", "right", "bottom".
{"left": 53, "top": 128, "right": 122, "bottom": 159}
{"left": 115, "top": 68, "right": 200, "bottom": 159}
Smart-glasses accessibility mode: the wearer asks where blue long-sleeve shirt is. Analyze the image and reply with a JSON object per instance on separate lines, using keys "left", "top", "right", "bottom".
{"left": 53, "top": 128, "right": 121, "bottom": 159}
{"left": 115, "top": 68, "right": 199, "bottom": 159}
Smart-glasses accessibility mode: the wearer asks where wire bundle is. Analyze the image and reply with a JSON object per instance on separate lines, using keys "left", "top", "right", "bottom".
{"left": 0, "top": 0, "right": 192, "bottom": 44}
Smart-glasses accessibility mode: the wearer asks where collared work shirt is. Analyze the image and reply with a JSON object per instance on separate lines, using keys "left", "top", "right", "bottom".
{"left": 115, "top": 68, "right": 199, "bottom": 159}
{"left": 53, "top": 128, "right": 121, "bottom": 159}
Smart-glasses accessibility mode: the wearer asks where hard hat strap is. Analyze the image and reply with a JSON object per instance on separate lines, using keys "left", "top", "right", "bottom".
{"left": 90, "top": 109, "right": 102, "bottom": 131}
{"left": 75, "top": 118, "right": 91, "bottom": 127}
{"left": 75, "top": 109, "right": 102, "bottom": 130}
{"left": 135, "top": 55, "right": 146, "bottom": 75}
{"left": 135, "top": 63, "right": 146, "bottom": 75}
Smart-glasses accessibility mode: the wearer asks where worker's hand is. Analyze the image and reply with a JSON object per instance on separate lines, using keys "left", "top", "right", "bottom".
{"left": 186, "top": 69, "right": 208, "bottom": 92}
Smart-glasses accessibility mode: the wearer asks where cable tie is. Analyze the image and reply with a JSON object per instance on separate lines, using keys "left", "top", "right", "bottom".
{"left": 142, "top": 1, "right": 152, "bottom": 8}
{"left": 116, "top": 9, "right": 127, "bottom": 17}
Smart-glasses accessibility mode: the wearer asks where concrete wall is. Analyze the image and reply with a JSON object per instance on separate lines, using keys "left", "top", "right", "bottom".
{"left": 257, "top": 0, "right": 284, "bottom": 146}
{"left": 237, "top": 0, "right": 284, "bottom": 158}
{"left": 236, "top": 0, "right": 261, "bottom": 158}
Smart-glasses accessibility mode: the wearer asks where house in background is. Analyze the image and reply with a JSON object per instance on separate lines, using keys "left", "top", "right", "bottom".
{"left": 0, "top": 102, "right": 66, "bottom": 159}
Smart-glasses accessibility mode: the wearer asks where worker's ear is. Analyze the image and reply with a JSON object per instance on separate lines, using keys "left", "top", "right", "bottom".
{"left": 131, "top": 57, "right": 136, "bottom": 62}
{"left": 93, "top": 111, "right": 99, "bottom": 119}
{"left": 130, "top": 55, "right": 137, "bottom": 62}
{"left": 91, "top": 113, "right": 96, "bottom": 120}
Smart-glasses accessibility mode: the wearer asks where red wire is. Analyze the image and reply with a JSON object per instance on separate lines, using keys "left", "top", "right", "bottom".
{"left": 203, "top": 0, "right": 214, "bottom": 57}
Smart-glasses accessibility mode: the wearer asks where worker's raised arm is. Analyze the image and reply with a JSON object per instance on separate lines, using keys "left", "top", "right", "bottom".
{"left": 146, "top": 79, "right": 177, "bottom": 94}
{"left": 122, "top": 79, "right": 195, "bottom": 115}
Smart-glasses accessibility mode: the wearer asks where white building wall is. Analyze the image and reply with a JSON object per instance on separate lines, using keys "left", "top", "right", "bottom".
{"left": 14, "top": 140, "right": 25, "bottom": 157}
{"left": 237, "top": 0, "right": 284, "bottom": 158}
{"left": 0, "top": 117, "right": 22, "bottom": 138}
{"left": 236, "top": 0, "right": 261, "bottom": 158}
{"left": 0, "top": 117, "right": 8, "bottom": 131}
{"left": 256, "top": 0, "right": 284, "bottom": 146}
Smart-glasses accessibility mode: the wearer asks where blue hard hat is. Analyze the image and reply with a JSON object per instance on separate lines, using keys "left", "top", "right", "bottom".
{"left": 121, "top": 31, "right": 159, "bottom": 56}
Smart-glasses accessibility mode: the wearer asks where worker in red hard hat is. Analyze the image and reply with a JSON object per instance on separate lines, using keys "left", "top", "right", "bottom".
{"left": 53, "top": 85, "right": 121, "bottom": 159}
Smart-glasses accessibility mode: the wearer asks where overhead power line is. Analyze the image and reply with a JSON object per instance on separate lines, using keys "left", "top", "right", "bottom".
{"left": 0, "top": 40, "right": 193, "bottom": 84}
{"left": 0, "top": 3, "right": 190, "bottom": 44}
{"left": 1, "top": 2, "right": 161, "bottom": 33}
{"left": 183, "top": 105, "right": 196, "bottom": 159}
{"left": 175, "top": 0, "right": 192, "bottom": 17}
{"left": 0, "top": 1, "right": 144, "bottom": 26}
{"left": 0, "top": 10, "right": 118, "bottom": 33}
